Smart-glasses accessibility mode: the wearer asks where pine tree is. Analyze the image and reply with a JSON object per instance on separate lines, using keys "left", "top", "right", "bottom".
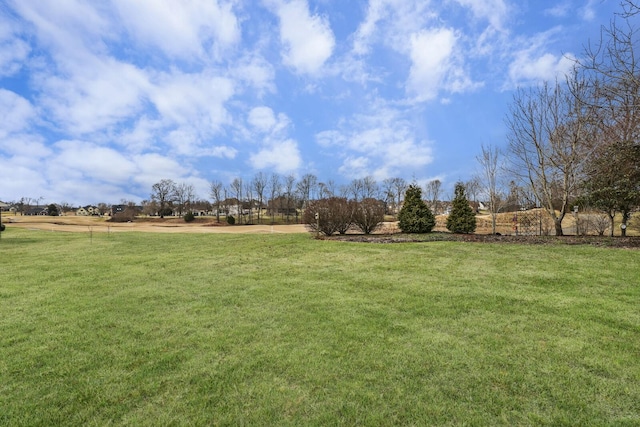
{"left": 398, "top": 184, "right": 435, "bottom": 233}
{"left": 446, "top": 182, "right": 476, "bottom": 234}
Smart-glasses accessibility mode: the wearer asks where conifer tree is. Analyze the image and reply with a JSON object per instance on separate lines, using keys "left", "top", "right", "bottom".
{"left": 398, "top": 184, "right": 435, "bottom": 233}
{"left": 446, "top": 182, "right": 476, "bottom": 233}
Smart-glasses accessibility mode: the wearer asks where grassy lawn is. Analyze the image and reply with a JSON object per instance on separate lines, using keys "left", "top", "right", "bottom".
{"left": 1, "top": 228, "right": 639, "bottom": 426}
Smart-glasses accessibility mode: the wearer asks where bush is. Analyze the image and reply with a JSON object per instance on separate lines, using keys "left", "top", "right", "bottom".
{"left": 227, "top": 215, "right": 236, "bottom": 225}
{"left": 184, "top": 212, "right": 195, "bottom": 222}
{"left": 303, "top": 198, "right": 353, "bottom": 236}
{"left": 352, "top": 198, "right": 386, "bottom": 234}
{"left": 0, "top": 223, "right": 5, "bottom": 232}
{"left": 108, "top": 207, "right": 137, "bottom": 223}
{"left": 398, "top": 185, "right": 435, "bottom": 233}
{"left": 446, "top": 182, "right": 477, "bottom": 234}
{"left": 47, "top": 204, "right": 59, "bottom": 216}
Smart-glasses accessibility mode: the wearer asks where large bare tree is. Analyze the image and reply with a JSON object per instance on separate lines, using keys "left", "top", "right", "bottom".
{"left": 506, "top": 78, "right": 595, "bottom": 235}
{"left": 151, "top": 179, "right": 177, "bottom": 218}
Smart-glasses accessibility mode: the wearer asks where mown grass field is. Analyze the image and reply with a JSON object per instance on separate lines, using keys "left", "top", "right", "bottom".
{"left": 1, "top": 227, "right": 639, "bottom": 425}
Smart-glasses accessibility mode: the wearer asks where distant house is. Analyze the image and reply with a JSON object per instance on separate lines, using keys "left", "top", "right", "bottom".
{"left": 110, "top": 205, "right": 143, "bottom": 216}
{"left": 0, "top": 201, "right": 10, "bottom": 212}
{"left": 76, "top": 205, "right": 100, "bottom": 216}
{"left": 25, "top": 207, "right": 47, "bottom": 216}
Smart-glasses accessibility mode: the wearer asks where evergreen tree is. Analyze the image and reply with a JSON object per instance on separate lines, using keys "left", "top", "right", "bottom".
{"left": 398, "top": 184, "right": 435, "bottom": 233}
{"left": 446, "top": 182, "right": 476, "bottom": 233}
{"left": 47, "top": 203, "right": 59, "bottom": 216}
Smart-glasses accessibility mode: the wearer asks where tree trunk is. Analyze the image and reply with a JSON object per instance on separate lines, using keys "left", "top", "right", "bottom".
{"left": 554, "top": 217, "right": 564, "bottom": 236}
{"left": 609, "top": 213, "right": 615, "bottom": 237}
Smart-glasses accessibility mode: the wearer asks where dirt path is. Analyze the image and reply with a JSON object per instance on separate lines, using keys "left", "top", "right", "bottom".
{"left": 2, "top": 216, "right": 310, "bottom": 234}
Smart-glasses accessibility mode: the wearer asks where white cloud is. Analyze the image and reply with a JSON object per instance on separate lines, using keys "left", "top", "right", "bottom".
{"left": 112, "top": 0, "right": 240, "bottom": 61}
{"left": 149, "top": 71, "right": 233, "bottom": 128}
{"left": 338, "top": 156, "right": 370, "bottom": 178}
{"left": 10, "top": 1, "right": 115, "bottom": 62}
{"left": 133, "top": 153, "right": 191, "bottom": 188}
{"left": 0, "top": 14, "right": 30, "bottom": 77}
{"left": 116, "top": 116, "right": 162, "bottom": 153}
{"left": 37, "top": 57, "right": 150, "bottom": 135}
{"left": 580, "top": 0, "right": 598, "bottom": 21}
{"left": 453, "top": 0, "right": 509, "bottom": 31}
{"left": 544, "top": 3, "right": 571, "bottom": 18}
{"left": 231, "top": 53, "right": 276, "bottom": 95}
{"left": 352, "top": 0, "right": 435, "bottom": 56}
{"left": 249, "top": 138, "right": 302, "bottom": 173}
{"left": 506, "top": 29, "right": 576, "bottom": 87}
{"left": 51, "top": 140, "right": 138, "bottom": 184}
{"left": 0, "top": 158, "right": 48, "bottom": 202}
{"left": 407, "top": 28, "right": 457, "bottom": 101}
{"left": 0, "top": 89, "right": 35, "bottom": 136}
{"left": 270, "top": 0, "right": 335, "bottom": 75}
{"left": 508, "top": 52, "right": 575, "bottom": 85}
{"left": 248, "top": 106, "right": 277, "bottom": 132}
{"left": 352, "top": 0, "right": 386, "bottom": 56}
{"left": 0, "top": 134, "right": 51, "bottom": 162}
{"left": 316, "top": 99, "right": 433, "bottom": 179}
{"left": 406, "top": 28, "right": 478, "bottom": 102}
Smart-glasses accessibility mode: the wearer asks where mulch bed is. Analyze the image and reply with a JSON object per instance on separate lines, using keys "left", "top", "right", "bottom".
{"left": 323, "top": 232, "right": 640, "bottom": 249}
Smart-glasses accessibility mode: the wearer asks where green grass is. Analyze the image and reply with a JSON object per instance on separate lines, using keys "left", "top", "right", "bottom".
{"left": 1, "top": 228, "right": 639, "bottom": 426}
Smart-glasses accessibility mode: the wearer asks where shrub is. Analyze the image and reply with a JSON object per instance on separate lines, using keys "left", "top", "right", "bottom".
{"left": 352, "top": 198, "right": 386, "bottom": 234}
{"left": 0, "top": 223, "right": 5, "bottom": 232}
{"left": 108, "top": 207, "right": 138, "bottom": 223}
{"left": 227, "top": 215, "right": 236, "bottom": 225}
{"left": 398, "top": 185, "right": 435, "bottom": 233}
{"left": 47, "top": 204, "right": 59, "bottom": 216}
{"left": 446, "top": 182, "right": 477, "bottom": 234}
{"left": 303, "top": 198, "right": 353, "bottom": 236}
{"left": 184, "top": 212, "right": 195, "bottom": 222}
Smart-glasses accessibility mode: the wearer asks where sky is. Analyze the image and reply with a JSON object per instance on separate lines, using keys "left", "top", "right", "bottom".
{"left": 0, "top": 0, "right": 625, "bottom": 205}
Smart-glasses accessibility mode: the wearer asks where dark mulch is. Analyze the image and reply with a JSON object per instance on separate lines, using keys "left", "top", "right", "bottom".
{"left": 322, "top": 232, "right": 640, "bottom": 249}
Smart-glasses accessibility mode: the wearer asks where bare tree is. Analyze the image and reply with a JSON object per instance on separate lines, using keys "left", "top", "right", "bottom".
{"left": 174, "top": 182, "right": 195, "bottom": 216}
{"left": 151, "top": 179, "right": 177, "bottom": 218}
{"left": 210, "top": 180, "right": 224, "bottom": 223}
{"left": 267, "top": 173, "right": 282, "bottom": 220}
{"left": 424, "top": 179, "right": 441, "bottom": 215}
{"left": 347, "top": 176, "right": 379, "bottom": 202}
{"left": 283, "top": 174, "right": 296, "bottom": 223}
{"left": 244, "top": 181, "right": 254, "bottom": 224}
{"left": 506, "top": 78, "right": 594, "bottom": 235}
{"left": 476, "top": 144, "right": 506, "bottom": 234}
{"left": 230, "top": 177, "right": 243, "bottom": 224}
{"left": 296, "top": 173, "right": 318, "bottom": 209}
{"left": 464, "top": 176, "right": 481, "bottom": 211}
{"left": 392, "top": 177, "right": 408, "bottom": 215}
{"left": 318, "top": 180, "right": 337, "bottom": 199}
{"left": 252, "top": 172, "right": 268, "bottom": 224}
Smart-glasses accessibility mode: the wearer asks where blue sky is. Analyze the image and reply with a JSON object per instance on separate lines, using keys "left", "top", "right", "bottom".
{"left": 0, "top": 0, "right": 623, "bottom": 205}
